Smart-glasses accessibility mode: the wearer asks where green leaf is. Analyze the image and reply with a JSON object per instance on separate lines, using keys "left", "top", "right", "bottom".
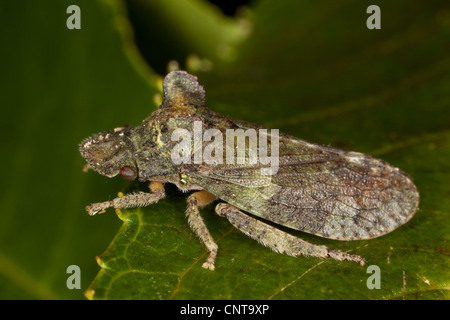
{"left": 87, "top": 0, "right": 450, "bottom": 299}
{"left": 0, "top": 0, "right": 159, "bottom": 299}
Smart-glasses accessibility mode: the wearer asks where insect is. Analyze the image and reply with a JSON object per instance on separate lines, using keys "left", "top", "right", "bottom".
{"left": 79, "top": 71, "right": 419, "bottom": 270}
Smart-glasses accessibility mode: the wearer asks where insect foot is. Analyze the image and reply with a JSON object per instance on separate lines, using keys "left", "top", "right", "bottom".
{"left": 328, "top": 250, "right": 366, "bottom": 266}
{"left": 186, "top": 191, "right": 219, "bottom": 271}
{"left": 216, "top": 203, "right": 366, "bottom": 265}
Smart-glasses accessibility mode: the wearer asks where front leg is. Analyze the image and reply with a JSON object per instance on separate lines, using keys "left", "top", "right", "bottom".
{"left": 186, "top": 190, "right": 218, "bottom": 270}
{"left": 86, "top": 181, "right": 166, "bottom": 215}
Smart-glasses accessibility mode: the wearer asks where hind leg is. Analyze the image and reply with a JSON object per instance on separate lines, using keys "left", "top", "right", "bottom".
{"left": 215, "top": 203, "right": 366, "bottom": 265}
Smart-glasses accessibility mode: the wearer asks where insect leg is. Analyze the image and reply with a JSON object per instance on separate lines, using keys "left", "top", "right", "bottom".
{"left": 186, "top": 191, "right": 219, "bottom": 271}
{"left": 86, "top": 181, "right": 166, "bottom": 215}
{"left": 215, "top": 203, "right": 366, "bottom": 266}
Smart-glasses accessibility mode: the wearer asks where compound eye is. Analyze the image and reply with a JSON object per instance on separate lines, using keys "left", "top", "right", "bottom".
{"left": 120, "top": 166, "right": 137, "bottom": 180}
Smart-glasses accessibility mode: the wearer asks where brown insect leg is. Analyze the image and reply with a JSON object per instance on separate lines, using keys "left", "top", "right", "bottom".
{"left": 86, "top": 181, "right": 166, "bottom": 215}
{"left": 186, "top": 191, "right": 219, "bottom": 271}
{"left": 215, "top": 203, "right": 366, "bottom": 266}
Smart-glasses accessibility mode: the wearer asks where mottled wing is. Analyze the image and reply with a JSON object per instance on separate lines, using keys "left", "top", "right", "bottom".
{"left": 182, "top": 131, "right": 419, "bottom": 240}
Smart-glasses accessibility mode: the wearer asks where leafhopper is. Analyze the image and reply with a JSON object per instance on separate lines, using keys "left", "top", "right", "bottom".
{"left": 79, "top": 71, "right": 419, "bottom": 270}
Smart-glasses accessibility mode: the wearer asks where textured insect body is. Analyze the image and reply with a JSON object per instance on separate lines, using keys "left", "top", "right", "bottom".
{"left": 79, "top": 71, "right": 419, "bottom": 270}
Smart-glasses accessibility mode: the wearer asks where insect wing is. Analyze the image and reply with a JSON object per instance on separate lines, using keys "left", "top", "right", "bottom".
{"left": 182, "top": 132, "right": 419, "bottom": 241}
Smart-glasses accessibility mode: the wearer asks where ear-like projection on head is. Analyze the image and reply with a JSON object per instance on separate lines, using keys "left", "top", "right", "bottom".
{"left": 161, "top": 71, "right": 206, "bottom": 108}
